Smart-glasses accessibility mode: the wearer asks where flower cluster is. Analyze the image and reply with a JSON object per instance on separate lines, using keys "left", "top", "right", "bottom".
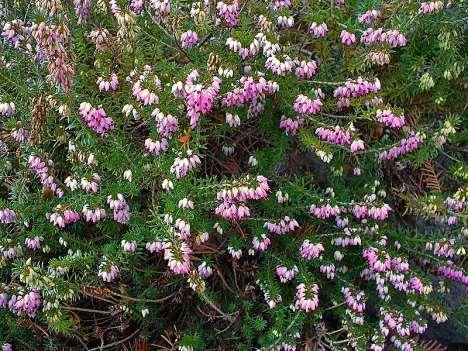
{"left": 217, "top": 1, "right": 240, "bottom": 28}
{"left": 0, "top": 1, "right": 465, "bottom": 350}
{"left": 360, "top": 28, "right": 407, "bottom": 47}
{"left": 107, "top": 194, "right": 131, "bottom": 223}
{"left": 0, "top": 102, "right": 16, "bottom": 116}
{"left": 96, "top": 72, "right": 119, "bottom": 92}
{"left": 294, "top": 94, "right": 322, "bottom": 115}
{"left": 28, "top": 156, "right": 64, "bottom": 197}
{"left": 375, "top": 109, "right": 406, "bottom": 128}
{"left": 309, "top": 22, "right": 328, "bottom": 37}
{"left": 98, "top": 261, "right": 120, "bottom": 282}
{"left": 419, "top": 2, "right": 444, "bottom": 14}
{"left": 295, "top": 283, "right": 319, "bottom": 312}
{"left": 78, "top": 102, "right": 114, "bottom": 135}
{"left": 180, "top": 30, "right": 198, "bottom": 49}
{"left": 276, "top": 265, "right": 298, "bottom": 283}
{"left": 379, "top": 133, "right": 423, "bottom": 161}
{"left": 0, "top": 208, "right": 16, "bottom": 224}
{"left": 300, "top": 240, "right": 325, "bottom": 260}
{"left": 129, "top": 65, "right": 161, "bottom": 106}
{"left": 264, "top": 216, "right": 299, "bottom": 235}
{"left": 5, "top": 290, "right": 41, "bottom": 318}
{"left": 358, "top": 10, "right": 381, "bottom": 24}
{"left": 215, "top": 176, "right": 270, "bottom": 221}
{"left": 279, "top": 115, "right": 304, "bottom": 135}
{"left": 49, "top": 205, "right": 80, "bottom": 228}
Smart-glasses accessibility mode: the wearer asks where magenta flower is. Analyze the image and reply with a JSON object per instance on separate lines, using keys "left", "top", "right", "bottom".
{"left": 180, "top": 30, "right": 198, "bottom": 49}
{"left": 276, "top": 265, "right": 298, "bottom": 283}
{"left": 294, "top": 95, "right": 322, "bottom": 115}
{"left": 309, "top": 22, "right": 328, "bottom": 37}
{"left": 164, "top": 240, "right": 192, "bottom": 275}
{"left": 300, "top": 240, "right": 325, "bottom": 260}
{"left": 0, "top": 208, "right": 16, "bottom": 224}
{"left": 78, "top": 102, "right": 114, "bottom": 135}
{"left": 379, "top": 133, "right": 423, "bottom": 161}
{"left": 217, "top": 1, "right": 240, "bottom": 27}
{"left": 340, "top": 30, "right": 356, "bottom": 45}
{"left": 295, "top": 283, "right": 319, "bottom": 312}
{"left": 107, "top": 194, "right": 131, "bottom": 224}
{"left": 98, "top": 261, "right": 119, "bottom": 282}
{"left": 8, "top": 290, "right": 41, "bottom": 317}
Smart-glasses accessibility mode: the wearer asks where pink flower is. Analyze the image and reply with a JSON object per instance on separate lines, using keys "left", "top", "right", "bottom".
{"left": 226, "top": 113, "right": 241, "bottom": 127}
{"left": 419, "top": 1, "right": 444, "bottom": 14}
{"left": 0, "top": 208, "right": 16, "bottom": 224}
{"left": 146, "top": 240, "right": 166, "bottom": 253}
{"left": 342, "top": 287, "right": 366, "bottom": 313}
{"left": 107, "top": 194, "right": 131, "bottom": 223}
{"left": 8, "top": 290, "right": 41, "bottom": 317}
{"left": 363, "top": 247, "right": 391, "bottom": 272}
{"left": 78, "top": 102, "right": 114, "bottom": 134}
{"left": 217, "top": 1, "right": 240, "bottom": 27}
{"left": 315, "top": 126, "right": 351, "bottom": 145}
{"left": 130, "top": 65, "right": 161, "bottom": 106}
{"left": 280, "top": 115, "right": 304, "bottom": 135}
{"left": 50, "top": 206, "right": 80, "bottom": 228}
{"left": 0, "top": 102, "right": 15, "bottom": 116}
{"left": 294, "top": 95, "right": 322, "bottom": 115}
{"left": 222, "top": 76, "right": 277, "bottom": 108}
{"left": 121, "top": 240, "right": 137, "bottom": 252}
{"left": 320, "top": 264, "right": 336, "bottom": 279}
{"left": 183, "top": 73, "right": 221, "bottom": 128}
{"left": 368, "top": 204, "right": 392, "bottom": 221}
{"left": 295, "top": 283, "right": 319, "bottom": 312}
{"left": 358, "top": 10, "right": 381, "bottom": 24}
{"left": 82, "top": 205, "right": 106, "bottom": 223}
{"left": 164, "top": 240, "right": 192, "bottom": 275}
{"left": 376, "top": 109, "right": 405, "bottom": 128}
{"left": 215, "top": 201, "right": 251, "bottom": 221}
{"left": 130, "top": 0, "right": 144, "bottom": 14}
{"left": 198, "top": 261, "right": 213, "bottom": 278}
{"left": 309, "top": 22, "right": 328, "bottom": 37}
{"left": 379, "top": 133, "right": 423, "bottom": 161}
{"left": 264, "top": 216, "right": 299, "bottom": 235}
{"left": 98, "top": 261, "right": 119, "bottom": 282}
{"left": 300, "top": 240, "right": 324, "bottom": 259}
{"left": 28, "top": 155, "right": 64, "bottom": 197}
{"left": 265, "top": 55, "right": 295, "bottom": 76}
{"left": 333, "top": 77, "right": 381, "bottom": 98}
{"left": 361, "top": 28, "right": 407, "bottom": 47}
{"left": 295, "top": 60, "right": 318, "bottom": 79}
{"left": 145, "top": 138, "right": 169, "bottom": 155}
{"left": 309, "top": 203, "right": 341, "bottom": 219}
{"left": 350, "top": 139, "right": 365, "bottom": 153}
{"left": 25, "top": 236, "right": 43, "bottom": 250}
{"left": 96, "top": 72, "right": 119, "bottom": 92}
{"left": 252, "top": 235, "right": 271, "bottom": 252}
{"left": 180, "top": 30, "right": 198, "bottom": 49}
{"left": 276, "top": 265, "right": 298, "bottom": 283}
{"left": 340, "top": 30, "right": 356, "bottom": 45}
{"left": 170, "top": 149, "right": 201, "bottom": 179}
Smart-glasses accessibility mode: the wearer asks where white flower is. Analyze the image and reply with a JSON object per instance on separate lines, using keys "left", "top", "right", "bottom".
{"left": 64, "top": 176, "right": 78, "bottom": 191}
{"left": 162, "top": 178, "right": 174, "bottom": 191}
{"left": 123, "top": 169, "right": 133, "bottom": 182}
{"left": 248, "top": 156, "right": 258, "bottom": 167}
{"left": 178, "top": 198, "right": 194, "bottom": 209}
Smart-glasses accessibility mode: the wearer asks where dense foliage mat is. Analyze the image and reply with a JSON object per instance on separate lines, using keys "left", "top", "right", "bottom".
{"left": 0, "top": 0, "right": 466, "bottom": 350}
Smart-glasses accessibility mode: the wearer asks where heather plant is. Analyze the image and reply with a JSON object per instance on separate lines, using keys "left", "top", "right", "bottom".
{"left": 0, "top": 0, "right": 466, "bottom": 350}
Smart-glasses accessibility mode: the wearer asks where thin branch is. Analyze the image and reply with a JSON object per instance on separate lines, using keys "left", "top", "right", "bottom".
{"left": 88, "top": 329, "right": 140, "bottom": 351}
